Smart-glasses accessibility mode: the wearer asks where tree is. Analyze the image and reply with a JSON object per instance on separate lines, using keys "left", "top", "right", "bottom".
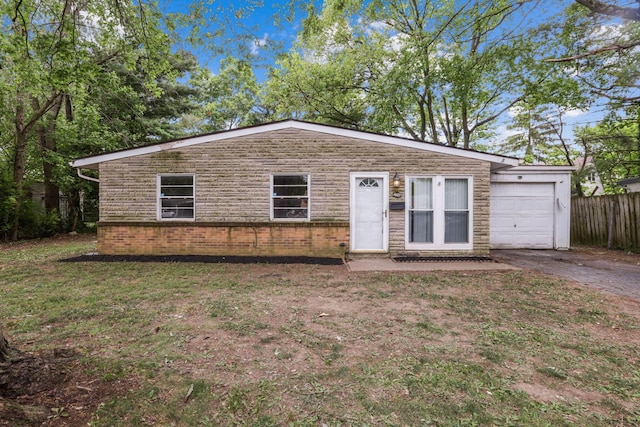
{"left": 0, "top": 0, "right": 175, "bottom": 239}
{"left": 504, "top": 106, "right": 573, "bottom": 164}
{"left": 547, "top": 1, "right": 640, "bottom": 62}
{"left": 187, "top": 56, "right": 263, "bottom": 132}
{"left": 88, "top": 49, "right": 200, "bottom": 146}
{"left": 543, "top": 2, "right": 640, "bottom": 186}
{"left": 266, "top": 0, "right": 552, "bottom": 149}
{"left": 576, "top": 119, "right": 640, "bottom": 192}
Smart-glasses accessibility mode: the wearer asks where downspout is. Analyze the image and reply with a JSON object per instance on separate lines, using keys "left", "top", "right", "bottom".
{"left": 76, "top": 168, "right": 99, "bottom": 183}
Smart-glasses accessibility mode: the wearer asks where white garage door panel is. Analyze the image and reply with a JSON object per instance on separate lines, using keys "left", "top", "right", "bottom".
{"left": 490, "top": 183, "right": 555, "bottom": 249}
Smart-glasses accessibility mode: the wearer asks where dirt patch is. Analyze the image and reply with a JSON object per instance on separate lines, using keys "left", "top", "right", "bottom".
{"left": 0, "top": 346, "right": 134, "bottom": 426}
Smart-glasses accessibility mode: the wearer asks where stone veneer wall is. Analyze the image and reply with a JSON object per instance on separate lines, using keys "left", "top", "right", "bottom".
{"left": 98, "top": 128, "right": 491, "bottom": 256}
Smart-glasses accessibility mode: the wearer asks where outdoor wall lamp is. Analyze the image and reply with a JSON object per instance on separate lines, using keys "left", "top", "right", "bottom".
{"left": 392, "top": 172, "right": 401, "bottom": 188}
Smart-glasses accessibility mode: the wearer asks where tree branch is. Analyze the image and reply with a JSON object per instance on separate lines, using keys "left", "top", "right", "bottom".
{"left": 575, "top": 0, "right": 640, "bottom": 20}
{"left": 545, "top": 40, "right": 640, "bottom": 62}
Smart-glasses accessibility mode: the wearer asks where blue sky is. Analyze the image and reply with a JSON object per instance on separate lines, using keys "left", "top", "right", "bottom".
{"left": 158, "top": 0, "right": 311, "bottom": 78}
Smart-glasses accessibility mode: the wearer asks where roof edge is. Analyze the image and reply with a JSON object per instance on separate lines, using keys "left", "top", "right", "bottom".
{"left": 71, "top": 120, "right": 520, "bottom": 169}
{"left": 493, "top": 165, "right": 576, "bottom": 174}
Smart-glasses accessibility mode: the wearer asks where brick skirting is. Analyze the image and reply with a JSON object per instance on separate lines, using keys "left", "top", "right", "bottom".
{"left": 97, "top": 222, "right": 350, "bottom": 257}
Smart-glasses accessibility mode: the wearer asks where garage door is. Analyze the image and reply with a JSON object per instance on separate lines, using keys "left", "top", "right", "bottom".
{"left": 490, "top": 182, "right": 555, "bottom": 249}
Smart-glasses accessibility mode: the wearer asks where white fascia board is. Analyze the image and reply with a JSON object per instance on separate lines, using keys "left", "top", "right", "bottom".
{"left": 70, "top": 120, "right": 519, "bottom": 169}
{"left": 491, "top": 165, "right": 575, "bottom": 184}
{"left": 292, "top": 121, "right": 519, "bottom": 168}
{"left": 71, "top": 144, "right": 163, "bottom": 169}
{"left": 494, "top": 165, "right": 576, "bottom": 175}
{"left": 70, "top": 122, "right": 301, "bottom": 169}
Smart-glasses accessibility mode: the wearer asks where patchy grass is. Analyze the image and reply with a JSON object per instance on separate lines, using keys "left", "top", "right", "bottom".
{"left": 1, "top": 236, "right": 640, "bottom": 426}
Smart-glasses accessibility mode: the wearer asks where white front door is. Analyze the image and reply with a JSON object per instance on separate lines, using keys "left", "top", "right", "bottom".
{"left": 351, "top": 173, "right": 389, "bottom": 252}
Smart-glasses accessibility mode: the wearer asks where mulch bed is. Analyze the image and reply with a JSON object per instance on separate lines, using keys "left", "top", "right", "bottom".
{"left": 61, "top": 254, "right": 345, "bottom": 265}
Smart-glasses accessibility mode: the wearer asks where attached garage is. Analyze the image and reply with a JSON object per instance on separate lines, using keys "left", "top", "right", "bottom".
{"left": 490, "top": 166, "right": 573, "bottom": 250}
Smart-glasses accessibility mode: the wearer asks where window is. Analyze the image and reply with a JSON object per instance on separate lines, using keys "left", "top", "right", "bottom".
{"left": 408, "top": 178, "right": 433, "bottom": 243}
{"left": 271, "top": 174, "right": 309, "bottom": 220}
{"left": 359, "top": 178, "right": 379, "bottom": 188}
{"left": 444, "top": 179, "right": 469, "bottom": 243}
{"left": 158, "top": 174, "right": 195, "bottom": 220}
{"left": 406, "top": 176, "right": 472, "bottom": 249}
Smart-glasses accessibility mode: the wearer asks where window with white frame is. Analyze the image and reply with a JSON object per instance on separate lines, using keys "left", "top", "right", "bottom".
{"left": 158, "top": 174, "right": 195, "bottom": 220}
{"left": 407, "top": 176, "right": 472, "bottom": 248}
{"left": 444, "top": 178, "right": 469, "bottom": 243}
{"left": 408, "top": 178, "right": 434, "bottom": 243}
{"left": 271, "top": 174, "right": 309, "bottom": 220}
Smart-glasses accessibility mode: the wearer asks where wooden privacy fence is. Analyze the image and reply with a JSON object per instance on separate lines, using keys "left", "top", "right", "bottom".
{"left": 571, "top": 193, "right": 640, "bottom": 251}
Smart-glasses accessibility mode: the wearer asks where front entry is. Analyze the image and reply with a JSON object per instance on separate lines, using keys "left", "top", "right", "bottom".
{"left": 350, "top": 173, "right": 389, "bottom": 252}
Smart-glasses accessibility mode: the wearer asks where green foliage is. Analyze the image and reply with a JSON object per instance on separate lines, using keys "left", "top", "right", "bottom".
{"left": 535, "top": 2, "right": 640, "bottom": 186}
{"left": 0, "top": 170, "right": 17, "bottom": 241}
{"left": 576, "top": 119, "right": 640, "bottom": 193}
{"left": 267, "top": 0, "right": 556, "bottom": 149}
{"left": 0, "top": 0, "right": 202, "bottom": 239}
{"left": 503, "top": 104, "right": 581, "bottom": 166}
{"left": 0, "top": 173, "right": 60, "bottom": 240}
{"left": 186, "top": 56, "right": 264, "bottom": 132}
{"left": 16, "top": 199, "right": 60, "bottom": 239}
{"left": 89, "top": 50, "right": 201, "bottom": 145}
{"left": 0, "top": 166, "right": 60, "bottom": 240}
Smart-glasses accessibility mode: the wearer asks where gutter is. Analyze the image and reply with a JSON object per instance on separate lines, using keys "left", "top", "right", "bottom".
{"left": 76, "top": 168, "right": 99, "bottom": 183}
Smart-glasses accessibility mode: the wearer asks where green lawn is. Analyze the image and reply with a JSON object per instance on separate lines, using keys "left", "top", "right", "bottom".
{"left": 1, "top": 236, "right": 639, "bottom": 426}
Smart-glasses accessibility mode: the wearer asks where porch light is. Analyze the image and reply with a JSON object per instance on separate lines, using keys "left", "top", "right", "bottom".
{"left": 393, "top": 172, "right": 401, "bottom": 187}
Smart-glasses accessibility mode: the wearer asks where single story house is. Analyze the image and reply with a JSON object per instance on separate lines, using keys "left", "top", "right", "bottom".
{"left": 71, "top": 120, "right": 573, "bottom": 258}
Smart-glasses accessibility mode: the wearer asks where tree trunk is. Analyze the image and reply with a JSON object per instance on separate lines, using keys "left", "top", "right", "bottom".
{"left": 10, "top": 91, "right": 62, "bottom": 240}
{"left": 67, "top": 189, "right": 81, "bottom": 232}
{"left": 0, "top": 324, "right": 8, "bottom": 362}
{"left": 36, "top": 97, "right": 63, "bottom": 216}
{"left": 10, "top": 94, "right": 28, "bottom": 242}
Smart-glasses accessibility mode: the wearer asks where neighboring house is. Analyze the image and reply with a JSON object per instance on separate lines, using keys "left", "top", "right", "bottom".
{"left": 71, "top": 120, "right": 573, "bottom": 257}
{"left": 617, "top": 176, "right": 640, "bottom": 193}
{"left": 27, "top": 183, "right": 70, "bottom": 221}
{"left": 573, "top": 156, "right": 604, "bottom": 196}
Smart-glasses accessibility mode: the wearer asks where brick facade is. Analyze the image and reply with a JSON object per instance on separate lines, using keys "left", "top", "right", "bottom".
{"left": 98, "top": 222, "right": 349, "bottom": 257}
{"left": 97, "top": 127, "right": 492, "bottom": 256}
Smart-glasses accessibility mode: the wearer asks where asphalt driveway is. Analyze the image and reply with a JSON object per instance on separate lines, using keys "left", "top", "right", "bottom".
{"left": 492, "top": 248, "right": 640, "bottom": 300}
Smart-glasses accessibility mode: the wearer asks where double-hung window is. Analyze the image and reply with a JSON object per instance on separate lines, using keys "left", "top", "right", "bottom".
{"left": 271, "top": 174, "right": 309, "bottom": 220}
{"left": 158, "top": 174, "right": 195, "bottom": 220}
{"left": 408, "top": 178, "right": 434, "bottom": 243}
{"left": 444, "top": 178, "right": 469, "bottom": 243}
{"left": 406, "top": 176, "right": 472, "bottom": 249}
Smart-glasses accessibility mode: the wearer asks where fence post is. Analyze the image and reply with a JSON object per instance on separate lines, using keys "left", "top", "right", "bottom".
{"left": 607, "top": 199, "right": 615, "bottom": 249}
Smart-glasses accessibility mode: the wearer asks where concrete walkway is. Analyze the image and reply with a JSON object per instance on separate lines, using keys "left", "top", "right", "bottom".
{"left": 347, "top": 258, "right": 519, "bottom": 272}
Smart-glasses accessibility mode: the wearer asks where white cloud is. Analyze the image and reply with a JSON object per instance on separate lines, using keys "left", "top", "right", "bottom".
{"left": 367, "top": 20, "right": 389, "bottom": 34}
{"left": 251, "top": 34, "right": 269, "bottom": 55}
{"left": 492, "top": 124, "right": 520, "bottom": 143}
{"left": 507, "top": 105, "right": 525, "bottom": 118}
{"left": 591, "top": 23, "right": 623, "bottom": 41}
{"left": 78, "top": 10, "right": 125, "bottom": 43}
{"left": 562, "top": 108, "right": 588, "bottom": 118}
